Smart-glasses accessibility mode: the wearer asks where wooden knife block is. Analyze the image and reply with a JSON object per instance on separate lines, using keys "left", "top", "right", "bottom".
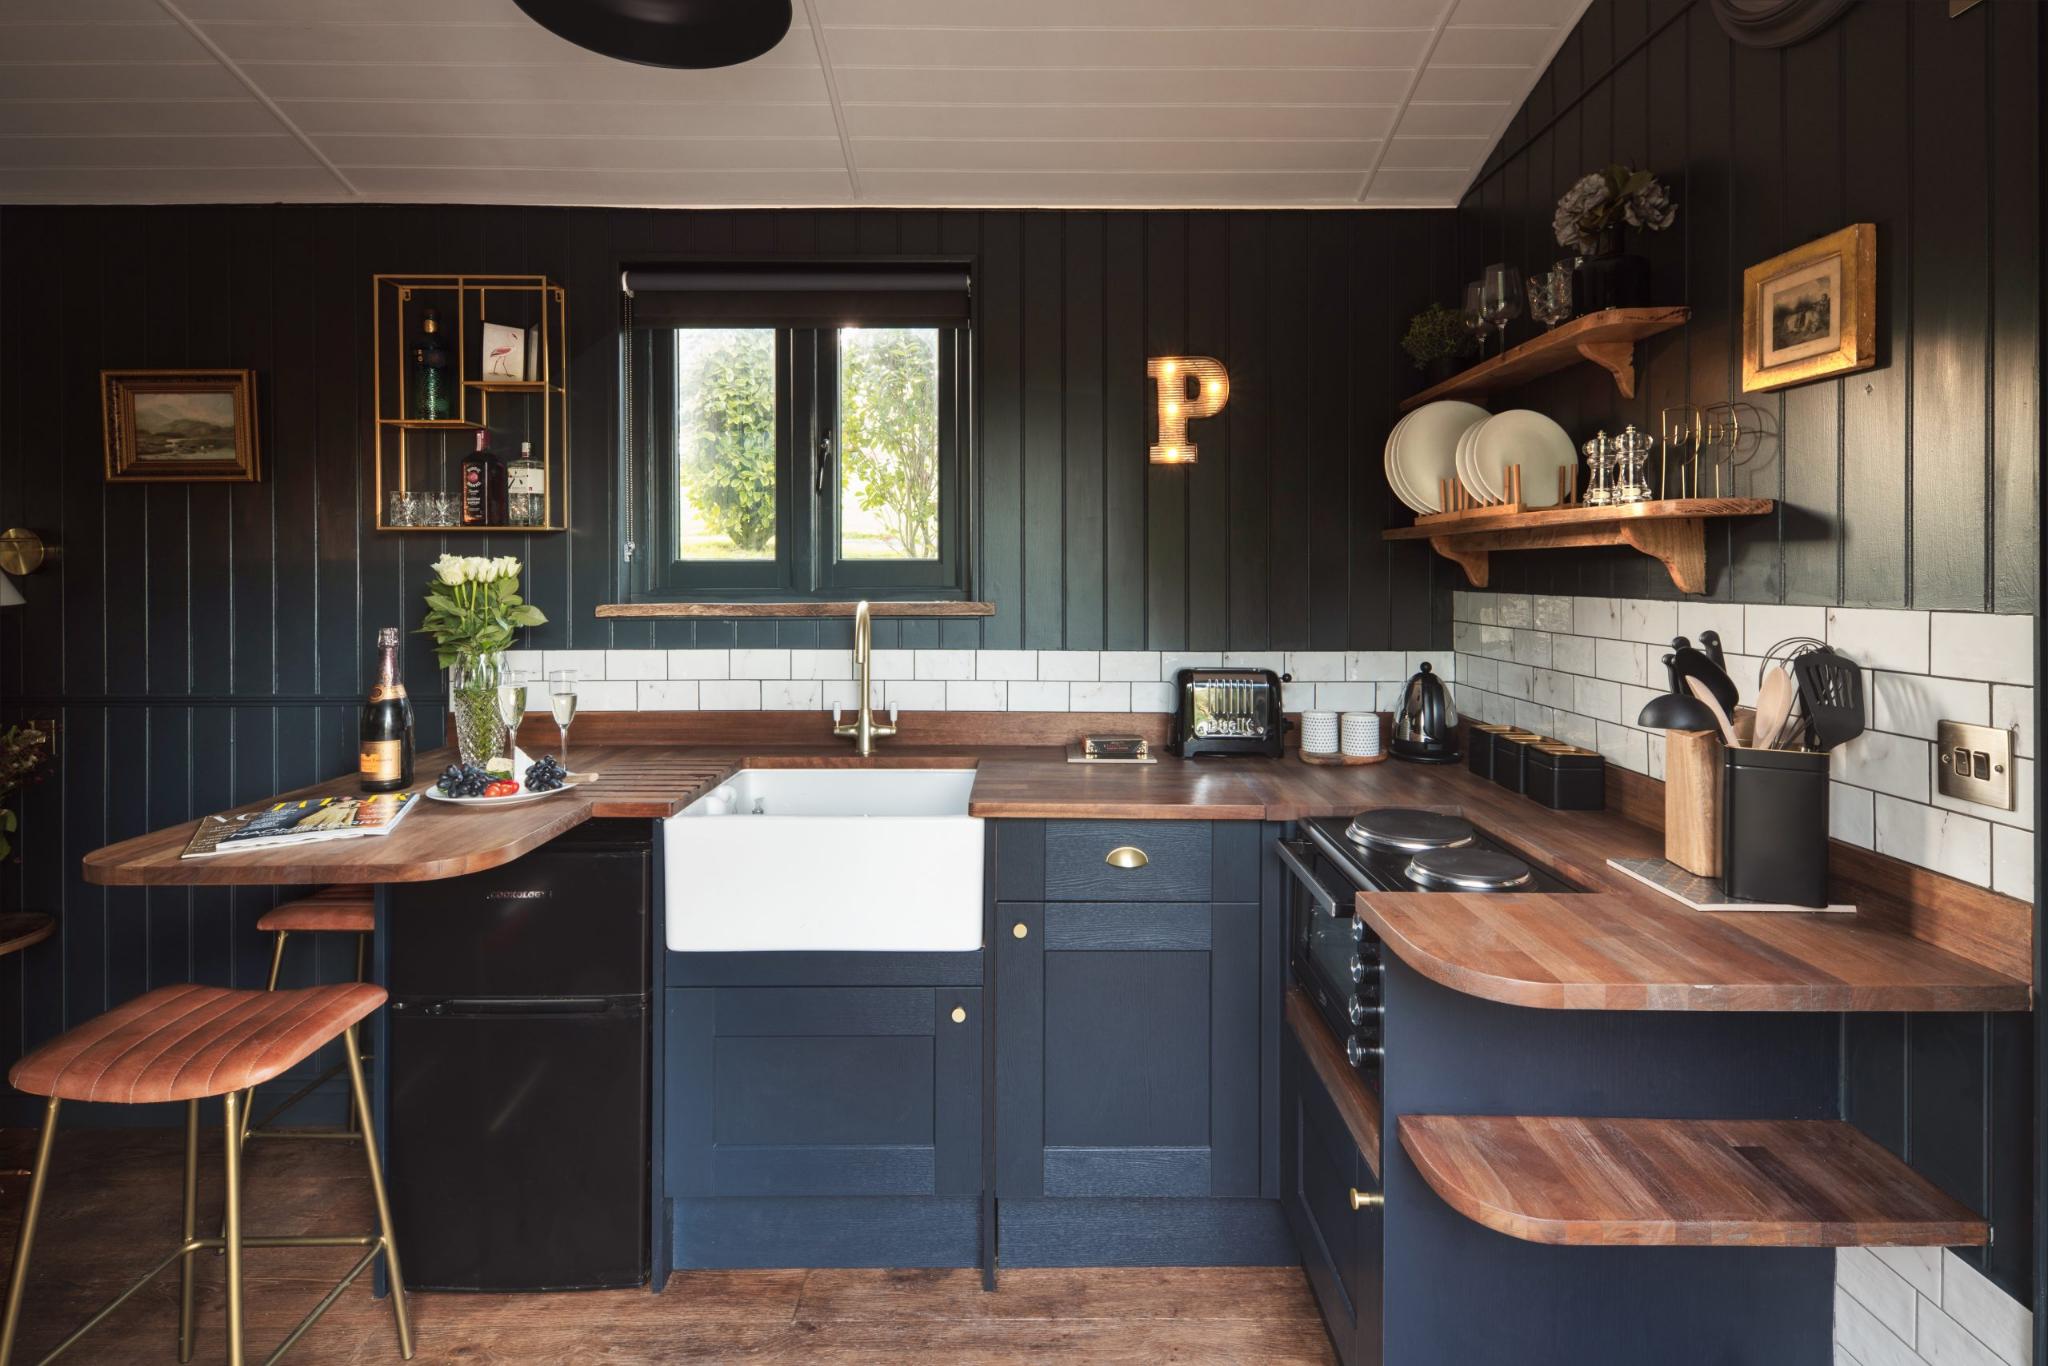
{"left": 1664, "top": 729, "right": 1723, "bottom": 878}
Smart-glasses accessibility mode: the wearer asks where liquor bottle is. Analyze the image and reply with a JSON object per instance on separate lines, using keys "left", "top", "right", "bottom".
{"left": 413, "top": 308, "right": 452, "bottom": 421}
{"left": 505, "top": 440, "right": 545, "bottom": 527}
{"left": 359, "top": 627, "right": 414, "bottom": 792}
{"left": 461, "top": 430, "right": 508, "bottom": 526}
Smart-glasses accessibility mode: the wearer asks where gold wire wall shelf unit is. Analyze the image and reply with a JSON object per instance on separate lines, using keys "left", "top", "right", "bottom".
{"left": 372, "top": 273, "right": 569, "bottom": 533}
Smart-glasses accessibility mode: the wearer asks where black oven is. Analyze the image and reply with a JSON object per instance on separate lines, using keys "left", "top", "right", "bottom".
{"left": 1276, "top": 836, "right": 1382, "bottom": 1081}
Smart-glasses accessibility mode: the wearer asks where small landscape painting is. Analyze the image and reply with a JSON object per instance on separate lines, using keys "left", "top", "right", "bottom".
{"left": 1741, "top": 223, "right": 1876, "bottom": 394}
{"left": 102, "top": 369, "right": 260, "bottom": 482}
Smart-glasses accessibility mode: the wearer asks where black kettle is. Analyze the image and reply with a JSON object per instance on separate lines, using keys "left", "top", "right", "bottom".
{"left": 1392, "top": 661, "right": 1460, "bottom": 763}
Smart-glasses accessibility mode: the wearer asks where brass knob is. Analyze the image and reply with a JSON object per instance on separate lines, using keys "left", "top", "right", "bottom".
{"left": 951, "top": 1006, "right": 967, "bottom": 1023}
{"left": 1012, "top": 922, "right": 1029, "bottom": 939}
{"left": 1105, "top": 846, "right": 1149, "bottom": 869}
{"left": 1348, "top": 1188, "right": 1383, "bottom": 1212}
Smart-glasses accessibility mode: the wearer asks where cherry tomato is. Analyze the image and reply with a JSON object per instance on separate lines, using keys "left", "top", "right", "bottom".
{"left": 484, "top": 779, "right": 519, "bottom": 798}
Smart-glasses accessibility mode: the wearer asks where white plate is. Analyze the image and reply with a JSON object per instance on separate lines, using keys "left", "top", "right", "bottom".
{"left": 1393, "top": 401, "right": 1489, "bottom": 514}
{"left": 1383, "top": 410, "right": 1427, "bottom": 514}
{"left": 1470, "top": 409, "right": 1576, "bottom": 509}
{"left": 423, "top": 774, "right": 595, "bottom": 807}
{"left": 1455, "top": 415, "right": 1493, "bottom": 503}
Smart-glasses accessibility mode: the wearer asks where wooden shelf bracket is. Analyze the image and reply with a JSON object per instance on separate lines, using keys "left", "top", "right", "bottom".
{"left": 1387, "top": 499, "right": 1773, "bottom": 595}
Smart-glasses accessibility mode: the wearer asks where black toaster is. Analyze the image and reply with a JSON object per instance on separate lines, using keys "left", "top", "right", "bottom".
{"left": 1169, "top": 668, "right": 1288, "bottom": 758}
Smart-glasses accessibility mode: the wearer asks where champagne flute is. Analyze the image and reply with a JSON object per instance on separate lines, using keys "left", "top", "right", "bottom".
{"left": 1460, "top": 280, "right": 1493, "bottom": 357}
{"left": 495, "top": 669, "right": 529, "bottom": 759}
{"left": 548, "top": 669, "right": 578, "bottom": 766}
{"left": 1479, "top": 264, "right": 1524, "bottom": 350}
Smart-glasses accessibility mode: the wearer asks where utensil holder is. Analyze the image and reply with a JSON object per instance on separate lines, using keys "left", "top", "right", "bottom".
{"left": 1721, "top": 746, "right": 1830, "bottom": 907}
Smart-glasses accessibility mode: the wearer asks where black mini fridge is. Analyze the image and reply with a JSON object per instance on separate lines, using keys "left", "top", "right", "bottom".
{"left": 386, "top": 820, "right": 651, "bottom": 1291}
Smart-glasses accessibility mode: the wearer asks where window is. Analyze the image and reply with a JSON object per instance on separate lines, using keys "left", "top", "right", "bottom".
{"left": 623, "top": 265, "right": 970, "bottom": 601}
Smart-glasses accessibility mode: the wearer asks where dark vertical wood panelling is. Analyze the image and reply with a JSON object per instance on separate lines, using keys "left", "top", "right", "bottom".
{"left": 1453, "top": 0, "right": 2035, "bottom": 613}
{"left": 1061, "top": 214, "right": 1106, "bottom": 651}
{"left": 1143, "top": 213, "right": 1188, "bottom": 650}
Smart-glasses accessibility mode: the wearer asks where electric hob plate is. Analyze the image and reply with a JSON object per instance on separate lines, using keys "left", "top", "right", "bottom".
{"left": 1403, "top": 846, "right": 1534, "bottom": 892}
{"left": 1345, "top": 808, "right": 1476, "bottom": 854}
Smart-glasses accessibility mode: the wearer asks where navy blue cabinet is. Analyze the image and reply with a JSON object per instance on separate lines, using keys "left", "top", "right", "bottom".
{"left": 991, "top": 820, "right": 1292, "bottom": 1267}
{"left": 665, "top": 983, "right": 981, "bottom": 1268}
{"left": 1281, "top": 1024, "right": 1382, "bottom": 1366}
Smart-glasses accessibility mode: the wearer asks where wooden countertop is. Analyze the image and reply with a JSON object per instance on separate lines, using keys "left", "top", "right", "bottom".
{"left": 79, "top": 738, "right": 2031, "bottom": 1015}
{"left": 1398, "top": 1114, "right": 1990, "bottom": 1249}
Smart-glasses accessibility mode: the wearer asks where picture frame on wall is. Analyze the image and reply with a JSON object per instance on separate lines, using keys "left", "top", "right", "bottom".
{"left": 1741, "top": 223, "right": 1876, "bottom": 394}
{"left": 101, "top": 369, "right": 260, "bottom": 483}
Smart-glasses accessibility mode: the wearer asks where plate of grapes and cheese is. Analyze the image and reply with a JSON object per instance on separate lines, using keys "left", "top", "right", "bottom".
{"left": 425, "top": 753, "right": 594, "bottom": 806}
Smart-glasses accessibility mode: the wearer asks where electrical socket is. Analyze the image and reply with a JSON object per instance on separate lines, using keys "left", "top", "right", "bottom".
{"left": 1935, "top": 719, "right": 2013, "bottom": 810}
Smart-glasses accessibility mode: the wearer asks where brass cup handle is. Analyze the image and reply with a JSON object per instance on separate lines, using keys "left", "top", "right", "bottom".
{"left": 950, "top": 1006, "right": 967, "bottom": 1024}
{"left": 1105, "top": 846, "right": 1149, "bottom": 869}
{"left": 1348, "top": 1188, "right": 1383, "bottom": 1212}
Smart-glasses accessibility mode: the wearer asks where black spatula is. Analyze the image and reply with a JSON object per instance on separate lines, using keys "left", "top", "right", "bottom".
{"left": 1792, "top": 645, "right": 1864, "bottom": 750}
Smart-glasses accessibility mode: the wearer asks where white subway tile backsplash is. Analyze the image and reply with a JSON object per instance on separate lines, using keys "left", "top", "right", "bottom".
{"left": 1573, "top": 675, "right": 1621, "bottom": 723}
{"left": 1875, "top": 796, "right": 1991, "bottom": 886}
{"left": 1357, "top": 648, "right": 1412, "bottom": 680}
{"left": 1376, "top": 682, "right": 1409, "bottom": 712}
{"left": 1316, "top": 683, "right": 1376, "bottom": 711}
{"left": 637, "top": 681, "right": 698, "bottom": 711}
{"left": 1100, "top": 651, "right": 1161, "bottom": 682}
{"left": 666, "top": 649, "right": 729, "bottom": 680}
{"left": 1534, "top": 668, "right": 1574, "bottom": 709}
{"left": 1830, "top": 784, "right": 1876, "bottom": 849}
{"left": 1285, "top": 651, "right": 1346, "bottom": 682}
{"left": 1937, "top": 1254, "right": 2031, "bottom": 1366}
{"left": 884, "top": 680, "right": 945, "bottom": 711}
{"left": 1009, "top": 681, "right": 1069, "bottom": 711}
{"left": 1931, "top": 612, "right": 2034, "bottom": 688}
{"left": 1871, "top": 1248, "right": 1942, "bottom": 1303}
{"left": 789, "top": 649, "right": 852, "bottom": 680}
{"left": 732, "top": 648, "right": 791, "bottom": 680}
{"left": 1494, "top": 594, "right": 1532, "bottom": 628}
{"left": 1550, "top": 634, "right": 1598, "bottom": 676}
{"left": 1595, "top": 721, "right": 1648, "bottom": 774}
{"left": 1553, "top": 712, "right": 1598, "bottom": 751}
{"left": 1833, "top": 731, "right": 1932, "bottom": 804}
{"left": 1460, "top": 655, "right": 1500, "bottom": 691}
{"left": 1992, "top": 825, "right": 2034, "bottom": 902}
{"left": 1070, "top": 680, "right": 1130, "bottom": 712}
{"left": 1497, "top": 662, "right": 1533, "bottom": 700}
{"left": 1160, "top": 652, "right": 1222, "bottom": 679}
{"left": 1835, "top": 1285, "right": 1921, "bottom": 1366}
{"left": 1226, "top": 651, "right": 1288, "bottom": 674}
{"left": 699, "top": 679, "right": 760, "bottom": 711}
{"left": 1872, "top": 673, "right": 1990, "bottom": 740}
{"left": 1618, "top": 684, "right": 1660, "bottom": 727}
{"left": 976, "top": 649, "right": 1038, "bottom": 681}
{"left": 1840, "top": 1248, "right": 1919, "bottom": 1345}
{"left": 1533, "top": 595, "right": 1573, "bottom": 633}
{"left": 913, "top": 649, "right": 975, "bottom": 680}
{"left": 1595, "top": 638, "right": 1648, "bottom": 685}
{"left": 1512, "top": 630, "right": 1552, "bottom": 669}
{"left": 575, "top": 680, "right": 637, "bottom": 711}
{"left": 1038, "top": 650, "right": 1101, "bottom": 681}
{"left": 869, "top": 649, "right": 916, "bottom": 680}
{"left": 604, "top": 649, "right": 666, "bottom": 680}
{"left": 1745, "top": 603, "right": 1827, "bottom": 655}
{"left": 822, "top": 680, "right": 885, "bottom": 713}
{"left": 544, "top": 649, "right": 606, "bottom": 680}
{"left": 945, "top": 680, "right": 1006, "bottom": 711}
{"left": 1573, "top": 596, "right": 1619, "bottom": 639}
{"left": 761, "top": 680, "right": 822, "bottom": 711}
{"left": 1932, "top": 755, "right": 2032, "bottom": 833}
{"left": 1917, "top": 1301, "right": 2012, "bottom": 1366}
{"left": 1991, "top": 685, "right": 2033, "bottom": 758}
{"left": 1515, "top": 701, "right": 1554, "bottom": 734}
{"left": 1407, "top": 651, "right": 1449, "bottom": 680}
{"left": 1676, "top": 601, "right": 1746, "bottom": 655}
{"left": 1132, "top": 682, "right": 1176, "bottom": 713}
{"left": 1829, "top": 607, "right": 1931, "bottom": 674}
{"left": 1619, "top": 597, "right": 1679, "bottom": 645}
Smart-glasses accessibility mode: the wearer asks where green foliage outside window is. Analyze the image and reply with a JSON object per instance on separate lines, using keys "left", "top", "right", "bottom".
{"left": 678, "top": 331, "right": 777, "bottom": 555}
{"left": 840, "top": 328, "right": 939, "bottom": 560}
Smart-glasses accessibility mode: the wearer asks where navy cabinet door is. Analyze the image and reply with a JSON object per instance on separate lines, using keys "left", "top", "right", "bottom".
{"left": 667, "top": 985, "right": 981, "bottom": 1198}
{"left": 995, "top": 899, "right": 1262, "bottom": 1199}
{"left": 1281, "top": 1026, "right": 1382, "bottom": 1366}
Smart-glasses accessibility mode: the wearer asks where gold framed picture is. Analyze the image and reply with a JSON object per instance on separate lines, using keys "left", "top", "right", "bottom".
{"left": 101, "top": 369, "right": 260, "bottom": 483}
{"left": 1741, "top": 223, "right": 1876, "bottom": 393}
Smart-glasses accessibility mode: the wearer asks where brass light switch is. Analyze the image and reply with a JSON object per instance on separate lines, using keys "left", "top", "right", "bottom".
{"left": 1936, "top": 720, "right": 2014, "bottom": 810}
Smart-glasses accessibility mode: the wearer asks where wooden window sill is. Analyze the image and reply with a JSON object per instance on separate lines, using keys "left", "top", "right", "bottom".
{"left": 595, "top": 601, "right": 995, "bottom": 619}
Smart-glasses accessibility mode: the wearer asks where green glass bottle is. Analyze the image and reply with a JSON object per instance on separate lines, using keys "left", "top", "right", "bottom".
{"left": 413, "top": 308, "right": 452, "bottom": 420}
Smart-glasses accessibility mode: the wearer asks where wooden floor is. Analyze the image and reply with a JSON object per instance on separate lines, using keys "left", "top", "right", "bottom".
{"left": 0, "top": 1128, "right": 1334, "bottom": 1364}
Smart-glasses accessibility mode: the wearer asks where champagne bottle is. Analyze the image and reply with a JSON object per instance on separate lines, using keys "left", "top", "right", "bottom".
{"left": 359, "top": 627, "right": 414, "bottom": 792}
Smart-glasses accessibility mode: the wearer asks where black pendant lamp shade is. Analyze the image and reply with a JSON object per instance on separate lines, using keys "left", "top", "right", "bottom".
{"left": 513, "top": 0, "right": 793, "bottom": 70}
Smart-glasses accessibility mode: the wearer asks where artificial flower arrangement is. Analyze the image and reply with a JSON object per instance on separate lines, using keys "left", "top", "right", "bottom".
{"left": 1553, "top": 164, "right": 1676, "bottom": 254}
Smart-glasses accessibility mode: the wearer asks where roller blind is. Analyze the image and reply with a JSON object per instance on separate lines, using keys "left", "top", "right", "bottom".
{"left": 621, "top": 263, "right": 971, "bottom": 327}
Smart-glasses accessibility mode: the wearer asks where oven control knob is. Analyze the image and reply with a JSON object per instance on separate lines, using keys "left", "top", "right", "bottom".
{"left": 1347, "top": 999, "right": 1383, "bottom": 1027}
{"left": 1345, "top": 1036, "right": 1382, "bottom": 1066}
{"left": 1349, "top": 918, "right": 1366, "bottom": 943}
{"left": 1348, "top": 956, "right": 1368, "bottom": 984}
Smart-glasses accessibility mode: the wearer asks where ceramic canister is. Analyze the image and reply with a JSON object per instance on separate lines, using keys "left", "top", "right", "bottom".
{"left": 1300, "top": 710, "right": 1339, "bottom": 754}
{"left": 1340, "top": 711, "right": 1381, "bottom": 757}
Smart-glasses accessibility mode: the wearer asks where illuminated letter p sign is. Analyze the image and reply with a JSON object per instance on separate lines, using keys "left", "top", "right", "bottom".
{"left": 1147, "top": 356, "right": 1229, "bottom": 465}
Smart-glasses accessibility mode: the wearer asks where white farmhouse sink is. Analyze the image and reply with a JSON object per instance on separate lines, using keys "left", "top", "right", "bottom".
{"left": 664, "top": 769, "right": 983, "bottom": 953}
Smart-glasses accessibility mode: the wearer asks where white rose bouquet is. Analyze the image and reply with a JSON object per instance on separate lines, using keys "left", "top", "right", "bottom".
{"left": 417, "top": 554, "right": 547, "bottom": 669}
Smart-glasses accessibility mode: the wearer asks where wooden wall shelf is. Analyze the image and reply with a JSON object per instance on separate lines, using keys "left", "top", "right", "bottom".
{"left": 1398, "top": 306, "right": 1690, "bottom": 412}
{"left": 1383, "top": 498, "right": 1774, "bottom": 593}
{"left": 1399, "top": 1115, "right": 1990, "bottom": 1249}
{"left": 597, "top": 600, "right": 995, "bottom": 619}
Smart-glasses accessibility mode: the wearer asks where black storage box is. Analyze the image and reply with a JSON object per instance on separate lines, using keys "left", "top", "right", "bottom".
{"left": 1721, "top": 746, "right": 1831, "bottom": 907}
{"left": 1524, "top": 743, "right": 1605, "bottom": 811}
{"left": 1490, "top": 730, "right": 1545, "bottom": 794}
{"left": 1467, "top": 724, "right": 1511, "bottom": 780}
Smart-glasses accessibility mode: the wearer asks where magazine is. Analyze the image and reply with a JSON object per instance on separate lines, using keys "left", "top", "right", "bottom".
{"left": 181, "top": 791, "right": 421, "bottom": 858}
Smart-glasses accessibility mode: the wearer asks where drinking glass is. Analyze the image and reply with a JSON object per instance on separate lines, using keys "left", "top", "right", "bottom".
{"left": 427, "top": 492, "right": 457, "bottom": 527}
{"left": 495, "top": 669, "right": 529, "bottom": 744}
{"left": 1479, "top": 264, "right": 1524, "bottom": 348}
{"left": 548, "top": 669, "right": 579, "bottom": 765}
{"left": 1526, "top": 264, "right": 1572, "bottom": 329}
{"left": 1460, "top": 280, "right": 1493, "bottom": 356}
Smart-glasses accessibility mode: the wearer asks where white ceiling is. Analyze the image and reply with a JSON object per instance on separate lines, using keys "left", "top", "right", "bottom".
{"left": 0, "top": 0, "right": 1590, "bottom": 209}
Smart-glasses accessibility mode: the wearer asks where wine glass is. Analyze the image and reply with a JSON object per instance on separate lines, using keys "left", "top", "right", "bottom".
{"left": 548, "top": 669, "right": 578, "bottom": 766}
{"left": 495, "top": 669, "right": 529, "bottom": 754}
{"left": 1460, "top": 280, "right": 1493, "bottom": 357}
{"left": 1479, "top": 264, "right": 1524, "bottom": 349}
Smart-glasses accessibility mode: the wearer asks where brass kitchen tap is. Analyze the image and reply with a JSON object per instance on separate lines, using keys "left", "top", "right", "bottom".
{"left": 831, "top": 600, "right": 898, "bottom": 756}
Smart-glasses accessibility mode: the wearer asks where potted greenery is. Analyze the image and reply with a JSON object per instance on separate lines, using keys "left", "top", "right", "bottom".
{"left": 1553, "top": 163, "right": 1676, "bottom": 311}
{"left": 0, "top": 723, "right": 51, "bottom": 863}
{"left": 418, "top": 555, "right": 547, "bottom": 767}
{"left": 1402, "top": 303, "right": 1478, "bottom": 386}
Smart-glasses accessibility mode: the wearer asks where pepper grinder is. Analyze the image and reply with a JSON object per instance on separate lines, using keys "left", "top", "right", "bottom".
{"left": 1582, "top": 431, "right": 1616, "bottom": 507}
{"left": 1612, "top": 424, "right": 1655, "bottom": 504}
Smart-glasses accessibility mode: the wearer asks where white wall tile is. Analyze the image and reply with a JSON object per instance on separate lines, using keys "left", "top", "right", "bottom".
{"left": 885, "top": 680, "right": 945, "bottom": 710}
{"left": 1595, "top": 638, "right": 1648, "bottom": 685}
{"left": 1286, "top": 651, "right": 1346, "bottom": 681}
{"left": 1931, "top": 613, "right": 2033, "bottom": 687}
{"left": 1534, "top": 668, "right": 1573, "bottom": 709}
{"left": 638, "top": 681, "right": 698, "bottom": 711}
{"left": 1676, "top": 601, "right": 1746, "bottom": 654}
{"left": 576, "top": 680, "right": 637, "bottom": 710}
{"left": 1453, "top": 621, "right": 1481, "bottom": 655}
{"left": 1132, "top": 681, "right": 1176, "bottom": 713}
{"left": 1552, "top": 711, "right": 1597, "bottom": 751}
{"left": 1830, "top": 783, "right": 1875, "bottom": 849}
{"left": 946, "top": 680, "right": 1005, "bottom": 711}
{"left": 1833, "top": 732, "right": 1932, "bottom": 804}
{"left": 604, "top": 649, "right": 666, "bottom": 680}
{"left": 1461, "top": 655, "right": 1500, "bottom": 691}
{"left": 1992, "top": 825, "right": 2034, "bottom": 902}
{"left": 1619, "top": 598, "right": 1679, "bottom": 645}
{"left": 869, "top": 649, "right": 916, "bottom": 680}
{"left": 1493, "top": 593, "right": 1532, "bottom": 628}
{"left": 1573, "top": 596, "right": 1619, "bottom": 639}
{"left": 1009, "top": 681, "right": 1069, "bottom": 711}
{"left": 666, "top": 649, "right": 730, "bottom": 680}
{"left": 1533, "top": 595, "right": 1573, "bottom": 632}
{"left": 761, "top": 680, "right": 822, "bottom": 711}
{"left": 1038, "top": 650, "right": 1101, "bottom": 681}
{"left": 1871, "top": 1247, "right": 1942, "bottom": 1302}
{"left": 974, "top": 650, "right": 1038, "bottom": 681}
{"left": 1618, "top": 684, "right": 1660, "bottom": 727}
{"left": 1550, "top": 633, "right": 1597, "bottom": 676}
{"left": 1645, "top": 732, "right": 1666, "bottom": 781}
{"left": 1478, "top": 624, "right": 1513, "bottom": 659}
{"left": 1512, "top": 630, "right": 1552, "bottom": 669}
{"left": 1496, "top": 661, "right": 1532, "bottom": 700}
{"left": 1316, "top": 683, "right": 1376, "bottom": 711}
{"left": 1991, "top": 685, "right": 2033, "bottom": 758}
{"left": 1595, "top": 720, "right": 1648, "bottom": 774}
{"left": 1100, "top": 650, "right": 1161, "bottom": 681}
{"left": 1875, "top": 795, "right": 1991, "bottom": 886}
{"left": 1933, "top": 755, "right": 2032, "bottom": 832}
{"left": 1376, "top": 681, "right": 1409, "bottom": 712}
{"left": 543, "top": 649, "right": 606, "bottom": 680}
{"left": 1514, "top": 701, "right": 1554, "bottom": 734}
{"left": 502, "top": 648, "right": 543, "bottom": 675}
{"left": 1407, "top": 651, "right": 1450, "bottom": 679}
{"left": 1071, "top": 680, "right": 1131, "bottom": 712}
{"left": 1872, "top": 672, "right": 1990, "bottom": 740}
{"left": 1839, "top": 1247, "right": 1919, "bottom": 1345}
{"left": 823, "top": 679, "right": 885, "bottom": 713}
{"left": 1834, "top": 1285, "right": 1920, "bottom": 1366}
{"left": 1745, "top": 603, "right": 1827, "bottom": 655}
{"left": 1160, "top": 651, "right": 1222, "bottom": 679}
{"left": 1573, "top": 675, "right": 1621, "bottom": 723}
{"left": 1937, "top": 1252, "right": 2031, "bottom": 1366}
{"left": 732, "top": 648, "right": 791, "bottom": 680}
{"left": 1225, "top": 650, "right": 1287, "bottom": 674}
{"left": 790, "top": 649, "right": 852, "bottom": 680}
{"left": 1828, "top": 607, "right": 1931, "bottom": 674}
{"left": 914, "top": 649, "right": 976, "bottom": 680}
{"left": 699, "top": 679, "right": 760, "bottom": 710}
{"left": 1472, "top": 594, "right": 1500, "bottom": 625}
{"left": 1918, "top": 1301, "right": 2012, "bottom": 1366}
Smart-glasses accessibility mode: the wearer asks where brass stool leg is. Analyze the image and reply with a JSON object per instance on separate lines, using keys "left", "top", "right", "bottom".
{"left": 345, "top": 933, "right": 367, "bottom": 1137}
{"left": 341, "top": 1025, "right": 413, "bottom": 1360}
{"left": 0, "top": 1097, "right": 61, "bottom": 1366}
{"left": 177, "top": 1099, "right": 199, "bottom": 1363}
{"left": 235, "top": 930, "right": 292, "bottom": 1149}
{"left": 221, "top": 1092, "right": 245, "bottom": 1366}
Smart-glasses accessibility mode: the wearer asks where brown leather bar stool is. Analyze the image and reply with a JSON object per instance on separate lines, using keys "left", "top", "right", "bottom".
{"left": 0, "top": 983, "right": 414, "bottom": 1365}
{"left": 239, "top": 885, "right": 375, "bottom": 1142}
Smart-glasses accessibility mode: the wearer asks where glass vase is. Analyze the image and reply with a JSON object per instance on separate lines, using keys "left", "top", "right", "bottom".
{"left": 449, "top": 653, "right": 509, "bottom": 769}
